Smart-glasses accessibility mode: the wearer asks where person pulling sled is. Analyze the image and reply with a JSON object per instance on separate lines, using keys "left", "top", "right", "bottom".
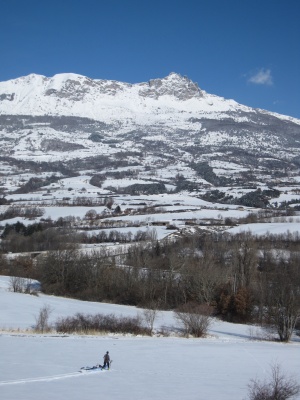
{"left": 102, "top": 351, "right": 110, "bottom": 370}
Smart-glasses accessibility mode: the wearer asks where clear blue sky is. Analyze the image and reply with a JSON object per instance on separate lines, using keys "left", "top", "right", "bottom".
{"left": 0, "top": 0, "right": 299, "bottom": 118}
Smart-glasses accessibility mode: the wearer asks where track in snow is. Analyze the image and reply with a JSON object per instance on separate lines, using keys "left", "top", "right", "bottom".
{"left": 0, "top": 371, "right": 84, "bottom": 386}
{"left": 0, "top": 366, "right": 112, "bottom": 386}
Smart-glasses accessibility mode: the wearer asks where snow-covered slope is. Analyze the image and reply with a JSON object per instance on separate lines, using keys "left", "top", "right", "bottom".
{"left": 0, "top": 71, "right": 292, "bottom": 125}
{"left": 0, "top": 276, "right": 300, "bottom": 400}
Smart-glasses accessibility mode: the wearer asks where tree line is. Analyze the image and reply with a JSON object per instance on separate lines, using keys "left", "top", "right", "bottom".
{"left": 1, "top": 230, "right": 300, "bottom": 342}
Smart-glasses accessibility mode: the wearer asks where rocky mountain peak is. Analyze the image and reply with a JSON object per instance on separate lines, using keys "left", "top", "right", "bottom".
{"left": 44, "top": 73, "right": 96, "bottom": 100}
{"left": 139, "top": 72, "right": 203, "bottom": 100}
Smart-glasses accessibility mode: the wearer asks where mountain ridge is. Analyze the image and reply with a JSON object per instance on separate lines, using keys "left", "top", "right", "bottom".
{"left": 1, "top": 72, "right": 298, "bottom": 125}
{"left": 0, "top": 72, "right": 300, "bottom": 196}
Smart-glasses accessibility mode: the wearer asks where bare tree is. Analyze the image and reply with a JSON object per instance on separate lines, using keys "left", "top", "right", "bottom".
{"left": 260, "top": 258, "right": 300, "bottom": 342}
{"left": 142, "top": 301, "right": 160, "bottom": 335}
{"left": 9, "top": 276, "right": 26, "bottom": 293}
{"left": 85, "top": 209, "right": 98, "bottom": 226}
{"left": 34, "top": 304, "right": 53, "bottom": 333}
{"left": 230, "top": 232, "right": 258, "bottom": 294}
{"left": 183, "top": 250, "right": 225, "bottom": 305}
{"left": 145, "top": 227, "right": 157, "bottom": 242}
{"left": 161, "top": 248, "right": 185, "bottom": 307}
{"left": 247, "top": 364, "right": 300, "bottom": 400}
{"left": 0, "top": 252, "right": 8, "bottom": 274}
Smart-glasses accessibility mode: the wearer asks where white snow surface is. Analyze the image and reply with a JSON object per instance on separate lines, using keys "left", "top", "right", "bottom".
{"left": 226, "top": 222, "right": 300, "bottom": 236}
{"left": 0, "top": 276, "right": 299, "bottom": 400}
{"left": 1, "top": 72, "right": 299, "bottom": 127}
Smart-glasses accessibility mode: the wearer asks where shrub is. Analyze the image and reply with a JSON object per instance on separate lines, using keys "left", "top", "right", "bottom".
{"left": 55, "top": 313, "right": 149, "bottom": 335}
{"left": 174, "top": 303, "right": 213, "bottom": 338}
{"left": 247, "top": 364, "right": 300, "bottom": 400}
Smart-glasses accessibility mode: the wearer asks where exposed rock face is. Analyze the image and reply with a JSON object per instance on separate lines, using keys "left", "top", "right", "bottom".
{"left": 0, "top": 93, "right": 15, "bottom": 101}
{"left": 138, "top": 73, "right": 203, "bottom": 100}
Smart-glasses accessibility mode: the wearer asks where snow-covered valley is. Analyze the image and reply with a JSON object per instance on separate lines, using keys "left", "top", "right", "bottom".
{"left": 0, "top": 276, "right": 299, "bottom": 400}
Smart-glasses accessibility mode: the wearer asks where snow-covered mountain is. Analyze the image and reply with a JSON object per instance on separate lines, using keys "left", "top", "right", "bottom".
{"left": 0, "top": 72, "right": 248, "bottom": 120}
{"left": 0, "top": 72, "right": 300, "bottom": 194}
{"left": 1, "top": 71, "right": 299, "bottom": 125}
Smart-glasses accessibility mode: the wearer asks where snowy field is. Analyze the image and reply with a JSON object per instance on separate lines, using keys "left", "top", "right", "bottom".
{"left": 0, "top": 276, "right": 299, "bottom": 400}
{"left": 226, "top": 222, "right": 300, "bottom": 236}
